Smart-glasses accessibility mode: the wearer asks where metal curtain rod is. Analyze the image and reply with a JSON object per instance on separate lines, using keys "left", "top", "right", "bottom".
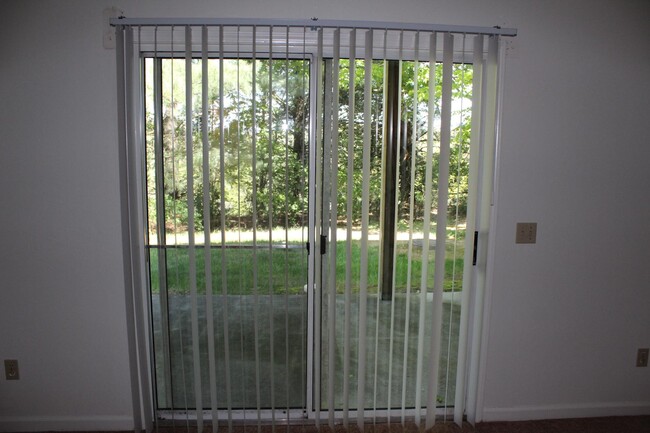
{"left": 109, "top": 17, "right": 517, "bottom": 37}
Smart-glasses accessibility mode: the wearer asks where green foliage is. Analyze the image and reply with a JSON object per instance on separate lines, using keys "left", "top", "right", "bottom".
{"left": 145, "top": 56, "right": 474, "bottom": 239}
{"left": 144, "top": 55, "right": 471, "bottom": 411}
{"left": 145, "top": 57, "right": 310, "bottom": 232}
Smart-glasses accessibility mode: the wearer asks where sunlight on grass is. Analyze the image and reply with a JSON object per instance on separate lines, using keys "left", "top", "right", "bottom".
{"left": 148, "top": 229, "right": 466, "bottom": 295}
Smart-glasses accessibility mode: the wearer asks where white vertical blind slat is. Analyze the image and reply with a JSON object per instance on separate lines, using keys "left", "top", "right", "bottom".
{"left": 217, "top": 25, "right": 235, "bottom": 430}
{"left": 343, "top": 28, "right": 356, "bottom": 428}
{"left": 306, "top": 25, "right": 316, "bottom": 419}
{"left": 466, "top": 35, "right": 500, "bottom": 424}
{"left": 266, "top": 26, "right": 277, "bottom": 428}
{"left": 425, "top": 32, "right": 454, "bottom": 430}
{"left": 327, "top": 27, "right": 341, "bottom": 430}
{"left": 134, "top": 28, "right": 154, "bottom": 429}
{"left": 201, "top": 25, "right": 219, "bottom": 426}
{"left": 444, "top": 35, "right": 466, "bottom": 412}
{"left": 283, "top": 25, "right": 292, "bottom": 423}
{"left": 402, "top": 30, "right": 419, "bottom": 425}
{"left": 454, "top": 34, "right": 484, "bottom": 426}
{"left": 356, "top": 28, "right": 373, "bottom": 431}
{"left": 371, "top": 30, "right": 388, "bottom": 425}
{"left": 235, "top": 26, "right": 250, "bottom": 426}
{"left": 386, "top": 30, "right": 404, "bottom": 421}
{"left": 313, "top": 27, "right": 324, "bottom": 426}
{"left": 251, "top": 25, "right": 263, "bottom": 425}
{"left": 185, "top": 25, "right": 204, "bottom": 431}
{"left": 116, "top": 25, "right": 149, "bottom": 432}
{"left": 414, "top": 30, "right": 436, "bottom": 428}
{"left": 320, "top": 50, "right": 332, "bottom": 424}
{"left": 152, "top": 29, "right": 174, "bottom": 411}
{"left": 301, "top": 26, "right": 310, "bottom": 425}
{"left": 169, "top": 27, "right": 191, "bottom": 428}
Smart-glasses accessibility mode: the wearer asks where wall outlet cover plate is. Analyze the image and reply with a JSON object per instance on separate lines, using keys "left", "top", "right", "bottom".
{"left": 4, "top": 359, "right": 19, "bottom": 380}
{"left": 637, "top": 348, "right": 649, "bottom": 367}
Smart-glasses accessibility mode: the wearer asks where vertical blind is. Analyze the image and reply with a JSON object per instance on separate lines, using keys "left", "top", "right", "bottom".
{"left": 115, "top": 18, "right": 510, "bottom": 433}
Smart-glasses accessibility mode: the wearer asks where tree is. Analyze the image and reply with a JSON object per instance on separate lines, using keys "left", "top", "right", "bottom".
{"left": 145, "top": 56, "right": 474, "bottom": 236}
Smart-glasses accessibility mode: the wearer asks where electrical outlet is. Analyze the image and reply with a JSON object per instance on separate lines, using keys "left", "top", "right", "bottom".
{"left": 516, "top": 222, "right": 537, "bottom": 244}
{"left": 637, "top": 348, "right": 649, "bottom": 367}
{"left": 4, "top": 359, "right": 19, "bottom": 380}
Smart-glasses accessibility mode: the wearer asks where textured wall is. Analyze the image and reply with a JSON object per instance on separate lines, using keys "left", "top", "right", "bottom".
{"left": 0, "top": 0, "right": 648, "bottom": 430}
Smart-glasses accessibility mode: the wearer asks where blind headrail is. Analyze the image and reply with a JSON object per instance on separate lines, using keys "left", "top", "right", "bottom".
{"left": 109, "top": 17, "right": 517, "bottom": 37}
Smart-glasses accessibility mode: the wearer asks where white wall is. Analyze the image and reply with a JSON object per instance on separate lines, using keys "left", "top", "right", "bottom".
{"left": 478, "top": 0, "right": 650, "bottom": 420}
{"left": 1, "top": 0, "right": 648, "bottom": 430}
{"left": 0, "top": 2, "right": 135, "bottom": 432}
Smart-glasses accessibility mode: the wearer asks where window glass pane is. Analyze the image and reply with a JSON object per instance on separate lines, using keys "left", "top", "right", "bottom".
{"left": 321, "top": 59, "right": 473, "bottom": 409}
{"left": 146, "top": 56, "right": 310, "bottom": 410}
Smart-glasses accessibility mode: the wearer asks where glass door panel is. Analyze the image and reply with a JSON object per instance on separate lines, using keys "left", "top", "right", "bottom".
{"left": 145, "top": 56, "right": 310, "bottom": 412}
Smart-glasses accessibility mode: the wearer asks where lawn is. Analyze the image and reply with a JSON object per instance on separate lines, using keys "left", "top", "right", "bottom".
{"left": 148, "top": 232, "right": 466, "bottom": 295}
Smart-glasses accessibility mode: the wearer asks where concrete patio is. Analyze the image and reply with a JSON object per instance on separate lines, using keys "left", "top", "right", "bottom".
{"left": 151, "top": 293, "right": 460, "bottom": 413}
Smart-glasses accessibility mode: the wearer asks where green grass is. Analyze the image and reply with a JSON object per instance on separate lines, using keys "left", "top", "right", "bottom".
{"left": 148, "top": 237, "right": 466, "bottom": 295}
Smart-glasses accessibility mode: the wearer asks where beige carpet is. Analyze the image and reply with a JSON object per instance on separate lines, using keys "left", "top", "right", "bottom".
{"left": 147, "top": 416, "right": 650, "bottom": 433}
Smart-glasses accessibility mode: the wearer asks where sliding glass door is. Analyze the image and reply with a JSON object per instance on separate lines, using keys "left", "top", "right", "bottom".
{"left": 316, "top": 32, "right": 474, "bottom": 423}
{"left": 128, "top": 24, "right": 502, "bottom": 428}
{"left": 144, "top": 50, "right": 311, "bottom": 417}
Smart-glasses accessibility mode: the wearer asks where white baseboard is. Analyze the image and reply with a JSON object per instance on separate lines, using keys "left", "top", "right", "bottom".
{"left": 0, "top": 415, "right": 133, "bottom": 432}
{"left": 481, "top": 401, "right": 650, "bottom": 422}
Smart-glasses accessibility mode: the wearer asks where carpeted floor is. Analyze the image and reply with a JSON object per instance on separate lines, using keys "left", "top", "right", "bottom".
{"left": 146, "top": 416, "right": 650, "bottom": 433}
{"left": 32, "top": 417, "right": 650, "bottom": 433}
{"left": 474, "top": 416, "right": 650, "bottom": 432}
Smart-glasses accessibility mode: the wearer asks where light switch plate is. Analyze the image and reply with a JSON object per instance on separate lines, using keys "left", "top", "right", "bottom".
{"left": 516, "top": 222, "right": 537, "bottom": 244}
